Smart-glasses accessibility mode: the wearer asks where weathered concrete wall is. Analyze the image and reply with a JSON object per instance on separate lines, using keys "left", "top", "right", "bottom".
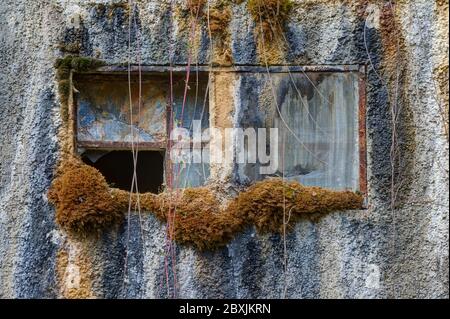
{"left": 0, "top": 0, "right": 448, "bottom": 298}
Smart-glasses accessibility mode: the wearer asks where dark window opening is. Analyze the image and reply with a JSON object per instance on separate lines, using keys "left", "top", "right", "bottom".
{"left": 82, "top": 150, "right": 164, "bottom": 193}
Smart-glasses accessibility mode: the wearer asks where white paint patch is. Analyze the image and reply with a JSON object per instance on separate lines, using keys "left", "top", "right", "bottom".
{"left": 62, "top": 240, "right": 83, "bottom": 291}
{"left": 65, "top": 263, "right": 81, "bottom": 289}
{"left": 365, "top": 264, "right": 380, "bottom": 289}
{"left": 60, "top": 2, "right": 87, "bottom": 29}
{"left": 365, "top": 4, "right": 381, "bottom": 29}
{"left": 46, "top": 229, "right": 64, "bottom": 246}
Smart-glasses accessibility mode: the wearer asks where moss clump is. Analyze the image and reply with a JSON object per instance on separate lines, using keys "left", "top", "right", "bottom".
{"left": 208, "top": 5, "right": 232, "bottom": 35}
{"left": 48, "top": 159, "right": 123, "bottom": 235}
{"left": 111, "top": 188, "right": 160, "bottom": 218}
{"left": 157, "top": 188, "right": 245, "bottom": 250}
{"left": 149, "top": 179, "right": 362, "bottom": 249}
{"left": 57, "top": 79, "right": 71, "bottom": 122}
{"left": 56, "top": 67, "right": 70, "bottom": 81}
{"left": 232, "top": 179, "right": 363, "bottom": 233}
{"left": 208, "top": 3, "right": 233, "bottom": 65}
{"left": 55, "top": 56, "right": 105, "bottom": 73}
{"left": 49, "top": 160, "right": 363, "bottom": 249}
{"left": 110, "top": 187, "right": 243, "bottom": 250}
{"left": 247, "top": 0, "right": 293, "bottom": 39}
{"left": 57, "top": 79, "right": 70, "bottom": 100}
{"left": 187, "top": 0, "right": 207, "bottom": 12}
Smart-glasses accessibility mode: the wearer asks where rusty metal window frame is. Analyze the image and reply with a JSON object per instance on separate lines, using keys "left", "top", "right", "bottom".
{"left": 71, "top": 65, "right": 367, "bottom": 197}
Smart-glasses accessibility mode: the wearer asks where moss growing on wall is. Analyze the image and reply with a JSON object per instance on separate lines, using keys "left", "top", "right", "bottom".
{"left": 232, "top": 179, "right": 363, "bottom": 233}
{"left": 49, "top": 159, "right": 363, "bottom": 249}
{"left": 178, "top": 0, "right": 293, "bottom": 64}
{"left": 54, "top": 56, "right": 105, "bottom": 123}
{"left": 187, "top": 0, "right": 207, "bottom": 12}
{"left": 247, "top": 0, "right": 294, "bottom": 39}
{"left": 156, "top": 188, "right": 245, "bottom": 250}
{"left": 208, "top": 3, "right": 232, "bottom": 36}
{"left": 48, "top": 158, "right": 123, "bottom": 235}
{"left": 55, "top": 56, "right": 105, "bottom": 73}
{"left": 246, "top": 0, "right": 294, "bottom": 64}
{"left": 176, "top": 0, "right": 235, "bottom": 65}
{"left": 208, "top": 3, "right": 233, "bottom": 65}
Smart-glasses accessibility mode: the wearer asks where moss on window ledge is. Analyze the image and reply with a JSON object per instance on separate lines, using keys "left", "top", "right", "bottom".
{"left": 48, "top": 158, "right": 364, "bottom": 250}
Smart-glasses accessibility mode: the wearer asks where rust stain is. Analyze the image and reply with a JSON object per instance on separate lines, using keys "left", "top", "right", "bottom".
{"left": 56, "top": 246, "right": 95, "bottom": 299}
{"left": 358, "top": 68, "right": 368, "bottom": 198}
{"left": 211, "top": 72, "right": 234, "bottom": 130}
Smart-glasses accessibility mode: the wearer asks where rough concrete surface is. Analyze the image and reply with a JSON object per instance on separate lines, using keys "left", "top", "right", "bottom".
{"left": 0, "top": 0, "right": 448, "bottom": 298}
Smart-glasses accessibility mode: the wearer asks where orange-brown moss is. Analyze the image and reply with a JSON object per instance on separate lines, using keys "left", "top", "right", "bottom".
{"left": 248, "top": 0, "right": 293, "bottom": 39}
{"left": 48, "top": 158, "right": 123, "bottom": 235}
{"left": 208, "top": 4, "right": 233, "bottom": 65}
{"left": 187, "top": 0, "right": 207, "bottom": 13}
{"left": 231, "top": 179, "right": 363, "bottom": 233}
{"left": 247, "top": 0, "right": 293, "bottom": 64}
{"left": 56, "top": 247, "right": 96, "bottom": 299}
{"left": 157, "top": 188, "right": 245, "bottom": 250}
{"left": 49, "top": 159, "right": 363, "bottom": 250}
{"left": 149, "top": 179, "right": 362, "bottom": 249}
{"left": 208, "top": 4, "right": 232, "bottom": 35}
{"left": 112, "top": 188, "right": 161, "bottom": 218}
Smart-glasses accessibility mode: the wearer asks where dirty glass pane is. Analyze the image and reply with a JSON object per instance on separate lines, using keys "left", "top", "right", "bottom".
{"left": 76, "top": 74, "right": 168, "bottom": 145}
{"left": 170, "top": 75, "right": 210, "bottom": 187}
{"left": 171, "top": 75, "right": 210, "bottom": 136}
{"left": 172, "top": 163, "right": 211, "bottom": 188}
{"left": 76, "top": 73, "right": 209, "bottom": 145}
{"left": 236, "top": 71, "right": 361, "bottom": 191}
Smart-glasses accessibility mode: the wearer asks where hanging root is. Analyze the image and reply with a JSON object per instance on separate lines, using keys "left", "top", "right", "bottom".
{"left": 187, "top": 0, "right": 207, "bottom": 13}
{"left": 49, "top": 159, "right": 363, "bottom": 248}
{"left": 208, "top": 5, "right": 232, "bottom": 37}
{"left": 207, "top": 3, "right": 233, "bottom": 65}
{"left": 247, "top": 0, "right": 294, "bottom": 40}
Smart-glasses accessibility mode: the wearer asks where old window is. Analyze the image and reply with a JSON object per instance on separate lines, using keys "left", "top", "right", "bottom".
{"left": 235, "top": 65, "right": 367, "bottom": 194}
{"left": 72, "top": 66, "right": 366, "bottom": 196}
{"left": 73, "top": 71, "right": 210, "bottom": 192}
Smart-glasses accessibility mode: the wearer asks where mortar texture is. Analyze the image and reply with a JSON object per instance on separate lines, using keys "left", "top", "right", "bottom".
{"left": 0, "top": 0, "right": 448, "bottom": 298}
